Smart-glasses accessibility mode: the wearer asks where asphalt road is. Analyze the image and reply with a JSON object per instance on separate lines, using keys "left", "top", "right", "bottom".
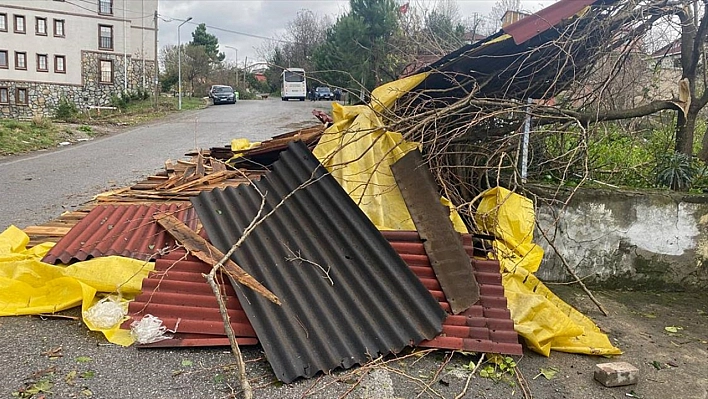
{"left": 0, "top": 98, "right": 323, "bottom": 230}
{"left": 1, "top": 100, "right": 706, "bottom": 398}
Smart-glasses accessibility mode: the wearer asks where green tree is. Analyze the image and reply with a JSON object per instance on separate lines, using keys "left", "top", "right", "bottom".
{"left": 183, "top": 44, "right": 212, "bottom": 94}
{"left": 191, "top": 23, "right": 225, "bottom": 62}
{"left": 264, "top": 47, "right": 287, "bottom": 93}
{"left": 312, "top": 0, "right": 400, "bottom": 97}
{"left": 423, "top": 8, "right": 466, "bottom": 54}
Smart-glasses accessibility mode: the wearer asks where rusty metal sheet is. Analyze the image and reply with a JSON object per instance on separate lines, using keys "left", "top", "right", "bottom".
{"left": 122, "top": 232, "right": 521, "bottom": 355}
{"left": 42, "top": 204, "right": 198, "bottom": 264}
{"left": 391, "top": 149, "right": 479, "bottom": 314}
{"left": 191, "top": 141, "right": 446, "bottom": 383}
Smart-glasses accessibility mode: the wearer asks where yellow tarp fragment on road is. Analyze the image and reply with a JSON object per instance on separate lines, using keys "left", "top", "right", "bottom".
{"left": 313, "top": 73, "right": 467, "bottom": 233}
{"left": 476, "top": 187, "right": 622, "bottom": 356}
{"left": 0, "top": 225, "right": 154, "bottom": 346}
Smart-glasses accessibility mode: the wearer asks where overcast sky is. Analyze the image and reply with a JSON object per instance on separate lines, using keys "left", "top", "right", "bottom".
{"left": 156, "top": 0, "right": 555, "bottom": 66}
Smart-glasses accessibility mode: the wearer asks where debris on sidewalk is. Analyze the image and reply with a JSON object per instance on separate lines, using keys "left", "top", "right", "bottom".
{"left": 594, "top": 362, "right": 639, "bottom": 387}
{"left": 191, "top": 141, "right": 447, "bottom": 383}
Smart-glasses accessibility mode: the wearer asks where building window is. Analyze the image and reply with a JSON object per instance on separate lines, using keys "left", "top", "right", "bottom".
{"left": 55, "top": 55, "right": 66, "bottom": 73}
{"left": 99, "top": 25, "right": 113, "bottom": 50}
{"left": 16, "top": 88, "right": 28, "bottom": 105}
{"left": 54, "top": 19, "right": 65, "bottom": 37}
{"left": 36, "top": 17, "right": 47, "bottom": 35}
{"left": 14, "top": 15, "right": 25, "bottom": 34}
{"left": 15, "top": 51, "right": 27, "bottom": 70}
{"left": 37, "top": 54, "right": 48, "bottom": 71}
{"left": 0, "top": 50, "right": 7, "bottom": 69}
{"left": 0, "top": 87, "right": 8, "bottom": 104}
{"left": 100, "top": 60, "right": 113, "bottom": 83}
{"left": 0, "top": 13, "right": 7, "bottom": 32}
{"left": 99, "top": 0, "right": 113, "bottom": 15}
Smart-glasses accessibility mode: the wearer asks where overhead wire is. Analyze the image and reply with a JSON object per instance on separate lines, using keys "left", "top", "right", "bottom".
{"left": 64, "top": 0, "right": 154, "bottom": 19}
{"left": 158, "top": 13, "right": 293, "bottom": 44}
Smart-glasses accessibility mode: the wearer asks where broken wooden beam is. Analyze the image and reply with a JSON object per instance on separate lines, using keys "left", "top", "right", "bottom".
{"left": 153, "top": 213, "right": 280, "bottom": 305}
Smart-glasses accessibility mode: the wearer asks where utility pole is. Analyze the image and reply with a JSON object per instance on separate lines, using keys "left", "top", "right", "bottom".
{"left": 243, "top": 56, "right": 247, "bottom": 87}
{"left": 153, "top": 10, "right": 158, "bottom": 110}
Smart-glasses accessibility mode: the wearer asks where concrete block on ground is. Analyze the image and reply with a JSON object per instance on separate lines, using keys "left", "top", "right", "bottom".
{"left": 594, "top": 362, "right": 639, "bottom": 387}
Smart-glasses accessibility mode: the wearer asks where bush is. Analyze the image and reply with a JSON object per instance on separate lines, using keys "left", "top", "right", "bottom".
{"left": 31, "top": 115, "right": 53, "bottom": 129}
{"left": 655, "top": 152, "right": 696, "bottom": 191}
{"left": 111, "top": 89, "right": 151, "bottom": 110}
{"left": 110, "top": 94, "right": 128, "bottom": 110}
{"left": 54, "top": 97, "right": 79, "bottom": 121}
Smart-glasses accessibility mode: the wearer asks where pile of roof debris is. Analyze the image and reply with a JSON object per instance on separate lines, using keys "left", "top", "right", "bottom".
{"left": 30, "top": 123, "right": 521, "bottom": 383}
{"left": 3, "top": 0, "right": 630, "bottom": 386}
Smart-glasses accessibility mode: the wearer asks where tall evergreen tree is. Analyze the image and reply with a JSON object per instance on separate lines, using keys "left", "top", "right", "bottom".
{"left": 191, "top": 23, "right": 225, "bottom": 62}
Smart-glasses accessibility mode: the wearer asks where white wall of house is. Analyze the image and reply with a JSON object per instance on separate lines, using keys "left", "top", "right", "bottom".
{"left": 0, "top": 0, "right": 158, "bottom": 117}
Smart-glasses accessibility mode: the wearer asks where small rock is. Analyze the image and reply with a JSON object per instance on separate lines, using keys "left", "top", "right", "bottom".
{"left": 594, "top": 362, "right": 639, "bottom": 387}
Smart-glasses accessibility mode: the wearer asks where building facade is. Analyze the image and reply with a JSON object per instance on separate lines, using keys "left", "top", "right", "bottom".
{"left": 0, "top": 0, "right": 158, "bottom": 118}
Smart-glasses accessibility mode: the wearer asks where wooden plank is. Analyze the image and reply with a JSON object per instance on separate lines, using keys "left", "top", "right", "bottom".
{"left": 22, "top": 226, "right": 72, "bottom": 236}
{"left": 153, "top": 213, "right": 280, "bottom": 305}
{"left": 391, "top": 149, "right": 479, "bottom": 314}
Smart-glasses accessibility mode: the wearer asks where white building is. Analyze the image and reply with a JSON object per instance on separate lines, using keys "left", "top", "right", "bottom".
{"left": 0, "top": 0, "right": 158, "bottom": 118}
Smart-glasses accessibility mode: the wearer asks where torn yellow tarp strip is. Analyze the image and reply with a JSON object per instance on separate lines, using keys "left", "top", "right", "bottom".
{"left": 476, "top": 187, "right": 621, "bottom": 356}
{"left": 313, "top": 72, "right": 467, "bottom": 233}
{"left": 0, "top": 225, "right": 154, "bottom": 346}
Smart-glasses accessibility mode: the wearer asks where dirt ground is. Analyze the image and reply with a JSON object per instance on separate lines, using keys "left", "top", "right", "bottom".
{"left": 1, "top": 285, "right": 705, "bottom": 399}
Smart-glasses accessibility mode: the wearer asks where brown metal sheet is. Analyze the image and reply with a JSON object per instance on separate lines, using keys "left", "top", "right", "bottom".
{"left": 42, "top": 203, "right": 198, "bottom": 264}
{"left": 123, "top": 232, "right": 521, "bottom": 356}
{"left": 391, "top": 149, "right": 479, "bottom": 314}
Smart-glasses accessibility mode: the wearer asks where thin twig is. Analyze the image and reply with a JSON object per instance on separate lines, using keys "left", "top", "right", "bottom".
{"left": 538, "top": 227, "right": 609, "bottom": 316}
{"left": 454, "top": 353, "right": 485, "bottom": 399}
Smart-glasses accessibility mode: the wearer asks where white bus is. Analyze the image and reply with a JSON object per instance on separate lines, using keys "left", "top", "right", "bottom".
{"left": 281, "top": 68, "right": 306, "bottom": 101}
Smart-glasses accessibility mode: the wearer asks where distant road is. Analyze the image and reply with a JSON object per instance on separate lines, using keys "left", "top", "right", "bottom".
{"left": 0, "top": 98, "right": 328, "bottom": 230}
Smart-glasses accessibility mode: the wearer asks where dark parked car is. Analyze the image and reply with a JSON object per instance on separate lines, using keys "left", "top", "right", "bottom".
{"left": 208, "top": 85, "right": 237, "bottom": 105}
{"left": 315, "top": 86, "right": 333, "bottom": 101}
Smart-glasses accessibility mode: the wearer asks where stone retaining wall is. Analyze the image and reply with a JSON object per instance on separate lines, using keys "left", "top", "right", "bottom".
{"left": 532, "top": 187, "right": 708, "bottom": 290}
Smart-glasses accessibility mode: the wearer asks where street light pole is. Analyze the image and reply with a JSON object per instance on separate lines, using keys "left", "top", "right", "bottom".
{"left": 224, "top": 45, "right": 238, "bottom": 87}
{"left": 177, "top": 17, "right": 192, "bottom": 110}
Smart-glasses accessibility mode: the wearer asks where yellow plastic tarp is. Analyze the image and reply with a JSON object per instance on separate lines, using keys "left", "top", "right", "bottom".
{"left": 313, "top": 73, "right": 467, "bottom": 233}
{"left": 476, "top": 187, "right": 621, "bottom": 356}
{"left": 0, "top": 225, "right": 154, "bottom": 346}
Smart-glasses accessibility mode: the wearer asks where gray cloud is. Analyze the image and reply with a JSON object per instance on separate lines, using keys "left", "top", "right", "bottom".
{"left": 156, "top": 0, "right": 552, "bottom": 64}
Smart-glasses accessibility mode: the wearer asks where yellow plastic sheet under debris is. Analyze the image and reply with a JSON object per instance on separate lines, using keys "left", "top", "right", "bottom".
{"left": 313, "top": 72, "right": 467, "bottom": 233}
{"left": 0, "top": 225, "right": 154, "bottom": 346}
{"left": 476, "top": 187, "right": 621, "bottom": 356}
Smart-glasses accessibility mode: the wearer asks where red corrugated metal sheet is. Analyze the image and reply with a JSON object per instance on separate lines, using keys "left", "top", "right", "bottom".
{"left": 124, "top": 232, "right": 521, "bottom": 356}
{"left": 383, "top": 231, "right": 522, "bottom": 355}
{"left": 502, "top": 0, "right": 601, "bottom": 45}
{"left": 122, "top": 252, "right": 258, "bottom": 345}
{"left": 191, "top": 141, "right": 447, "bottom": 383}
{"left": 42, "top": 204, "right": 198, "bottom": 264}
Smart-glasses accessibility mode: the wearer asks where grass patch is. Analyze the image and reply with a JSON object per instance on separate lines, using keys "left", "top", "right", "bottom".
{"left": 80, "top": 96, "right": 207, "bottom": 125}
{"left": 0, "top": 96, "right": 208, "bottom": 155}
{"left": 0, "top": 119, "right": 60, "bottom": 155}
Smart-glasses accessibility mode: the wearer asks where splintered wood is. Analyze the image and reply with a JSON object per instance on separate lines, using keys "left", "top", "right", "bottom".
{"left": 96, "top": 153, "right": 263, "bottom": 202}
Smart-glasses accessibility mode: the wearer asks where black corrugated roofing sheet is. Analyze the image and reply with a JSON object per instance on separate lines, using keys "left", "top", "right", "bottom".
{"left": 191, "top": 141, "right": 447, "bottom": 383}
